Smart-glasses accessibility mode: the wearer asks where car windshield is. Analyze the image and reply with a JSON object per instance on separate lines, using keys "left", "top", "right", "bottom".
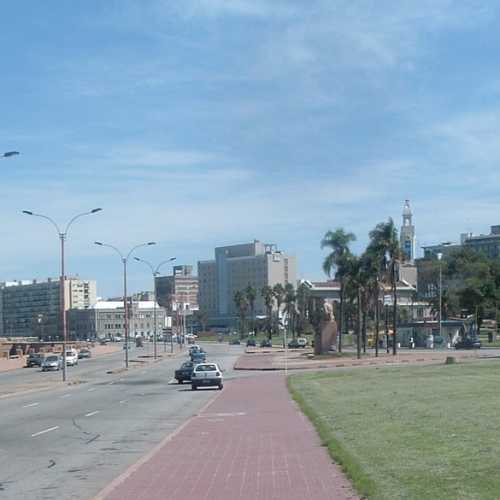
{"left": 66, "top": 352, "right": 74, "bottom": 356}
{"left": 196, "top": 364, "right": 217, "bottom": 372}
{"left": 181, "top": 362, "right": 192, "bottom": 368}
{"left": 46, "top": 356, "right": 58, "bottom": 362}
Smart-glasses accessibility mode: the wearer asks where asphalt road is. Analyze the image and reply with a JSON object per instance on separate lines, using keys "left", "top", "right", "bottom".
{"left": 0, "top": 342, "right": 244, "bottom": 500}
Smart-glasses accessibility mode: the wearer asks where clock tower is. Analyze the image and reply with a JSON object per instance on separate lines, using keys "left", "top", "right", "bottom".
{"left": 400, "top": 200, "right": 416, "bottom": 263}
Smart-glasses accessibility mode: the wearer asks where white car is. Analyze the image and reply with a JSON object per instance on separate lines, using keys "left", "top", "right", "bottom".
{"left": 65, "top": 350, "right": 78, "bottom": 366}
{"left": 191, "top": 363, "right": 223, "bottom": 390}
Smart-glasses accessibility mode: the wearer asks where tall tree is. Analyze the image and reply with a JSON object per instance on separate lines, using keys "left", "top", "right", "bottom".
{"left": 369, "top": 218, "right": 401, "bottom": 355}
{"left": 245, "top": 284, "right": 257, "bottom": 333}
{"left": 260, "top": 285, "right": 275, "bottom": 339}
{"left": 284, "top": 283, "right": 297, "bottom": 340}
{"left": 273, "top": 283, "right": 286, "bottom": 335}
{"left": 193, "top": 310, "right": 208, "bottom": 333}
{"left": 296, "top": 282, "right": 310, "bottom": 336}
{"left": 233, "top": 290, "right": 248, "bottom": 339}
{"left": 321, "top": 228, "right": 356, "bottom": 352}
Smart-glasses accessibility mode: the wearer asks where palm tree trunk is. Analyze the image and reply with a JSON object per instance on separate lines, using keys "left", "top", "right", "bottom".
{"left": 357, "top": 287, "right": 362, "bottom": 359}
{"left": 392, "top": 261, "right": 398, "bottom": 356}
{"left": 339, "top": 281, "right": 344, "bottom": 353}
{"left": 362, "top": 306, "right": 367, "bottom": 354}
{"left": 375, "top": 281, "right": 380, "bottom": 357}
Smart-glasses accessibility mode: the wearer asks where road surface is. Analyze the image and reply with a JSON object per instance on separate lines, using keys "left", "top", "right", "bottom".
{"left": 0, "top": 342, "right": 243, "bottom": 499}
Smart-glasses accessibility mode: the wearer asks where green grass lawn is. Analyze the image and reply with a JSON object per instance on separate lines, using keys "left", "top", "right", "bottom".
{"left": 289, "top": 362, "right": 500, "bottom": 500}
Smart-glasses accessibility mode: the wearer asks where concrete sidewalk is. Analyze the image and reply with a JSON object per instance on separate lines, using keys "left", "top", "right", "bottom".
{"left": 98, "top": 374, "right": 358, "bottom": 500}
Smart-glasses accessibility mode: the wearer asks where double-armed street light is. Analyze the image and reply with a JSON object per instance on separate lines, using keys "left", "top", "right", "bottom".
{"left": 133, "top": 257, "right": 176, "bottom": 359}
{"left": 94, "top": 241, "right": 156, "bottom": 368}
{"left": 22, "top": 208, "right": 103, "bottom": 382}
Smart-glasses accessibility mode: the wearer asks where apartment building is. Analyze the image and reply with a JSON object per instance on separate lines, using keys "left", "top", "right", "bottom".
{"left": 0, "top": 277, "right": 96, "bottom": 338}
{"left": 198, "top": 240, "right": 297, "bottom": 324}
{"left": 155, "top": 265, "right": 199, "bottom": 311}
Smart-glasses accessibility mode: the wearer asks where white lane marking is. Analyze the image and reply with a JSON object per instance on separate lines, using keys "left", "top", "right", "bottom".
{"left": 32, "top": 426, "right": 59, "bottom": 437}
{"left": 108, "top": 381, "right": 115, "bottom": 385}
{"left": 85, "top": 410, "right": 99, "bottom": 417}
{"left": 88, "top": 388, "right": 96, "bottom": 392}
{"left": 119, "top": 399, "right": 129, "bottom": 404}
{"left": 23, "top": 402, "right": 39, "bottom": 408}
{"left": 60, "top": 394, "right": 72, "bottom": 399}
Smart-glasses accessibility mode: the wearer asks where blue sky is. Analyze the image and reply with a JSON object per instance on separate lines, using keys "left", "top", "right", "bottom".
{"left": 2, "top": 0, "right": 500, "bottom": 296}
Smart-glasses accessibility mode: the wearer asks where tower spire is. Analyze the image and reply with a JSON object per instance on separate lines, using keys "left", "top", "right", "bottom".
{"left": 400, "top": 200, "right": 416, "bottom": 262}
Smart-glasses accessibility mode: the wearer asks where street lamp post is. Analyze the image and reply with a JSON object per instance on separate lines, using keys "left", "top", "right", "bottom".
{"left": 437, "top": 252, "right": 443, "bottom": 347}
{"left": 94, "top": 241, "right": 156, "bottom": 368}
{"left": 133, "top": 257, "right": 176, "bottom": 360}
{"left": 22, "top": 208, "right": 102, "bottom": 382}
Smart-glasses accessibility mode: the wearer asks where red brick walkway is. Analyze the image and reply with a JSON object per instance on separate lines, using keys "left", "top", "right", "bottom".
{"left": 100, "top": 374, "right": 358, "bottom": 500}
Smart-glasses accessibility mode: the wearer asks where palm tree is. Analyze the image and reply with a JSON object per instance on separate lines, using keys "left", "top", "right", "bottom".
{"left": 260, "top": 285, "right": 275, "bottom": 339}
{"left": 245, "top": 284, "right": 257, "bottom": 333}
{"left": 273, "top": 283, "right": 286, "bottom": 335}
{"left": 284, "top": 283, "right": 297, "bottom": 341}
{"left": 296, "top": 282, "right": 310, "bottom": 336}
{"left": 369, "top": 218, "right": 401, "bottom": 355}
{"left": 321, "top": 228, "right": 356, "bottom": 352}
{"left": 193, "top": 310, "right": 208, "bottom": 333}
{"left": 233, "top": 290, "right": 248, "bottom": 339}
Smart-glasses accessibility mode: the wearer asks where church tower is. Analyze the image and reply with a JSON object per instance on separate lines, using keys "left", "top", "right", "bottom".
{"left": 400, "top": 200, "right": 416, "bottom": 263}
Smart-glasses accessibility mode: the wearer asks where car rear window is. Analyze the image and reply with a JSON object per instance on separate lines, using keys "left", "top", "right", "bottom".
{"left": 196, "top": 364, "right": 217, "bottom": 372}
{"left": 46, "top": 356, "right": 58, "bottom": 361}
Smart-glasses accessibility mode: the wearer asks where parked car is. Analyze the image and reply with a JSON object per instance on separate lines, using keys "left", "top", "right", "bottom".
{"left": 26, "top": 352, "right": 44, "bottom": 368}
{"left": 78, "top": 348, "right": 92, "bottom": 359}
{"left": 191, "top": 363, "right": 223, "bottom": 390}
{"left": 260, "top": 339, "right": 272, "bottom": 348}
{"left": 246, "top": 338, "right": 256, "bottom": 347}
{"left": 41, "top": 355, "right": 63, "bottom": 371}
{"left": 65, "top": 350, "right": 79, "bottom": 366}
{"left": 297, "top": 337, "right": 308, "bottom": 347}
{"left": 289, "top": 337, "right": 308, "bottom": 348}
{"left": 229, "top": 339, "right": 241, "bottom": 345}
{"left": 455, "top": 337, "right": 481, "bottom": 349}
{"left": 175, "top": 361, "right": 195, "bottom": 384}
{"left": 114, "top": 335, "right": 123, "bottom": 342}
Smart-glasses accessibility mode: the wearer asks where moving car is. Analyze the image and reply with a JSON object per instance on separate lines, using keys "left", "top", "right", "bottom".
{"left": 78, "top": 348, "right": 92, "bottom": 359}
{"left": 260, "top": 339, "right": 272, "bottom": 348}
{"left": 41, "top": 355, "right": 63, "bottom": 371}
{"left": 246, "top": 338, "right": 256, "bottom": 347}
{"left": 65, "top": 350, "right": 79, "bottom": 366}
{"left": 191, "top": 363, "right": 223, "bottom": 390}
{"left": 26, "top": 352, "right": 44, "bottom": 368}
{"left": 174, "top": 361, "right": 195, "bottom": 384}
{"left": 191, "top": 351, "right": 206, "bottom": 363}
{"left": 455, "top": 337, "right": 481, "bottom": 349}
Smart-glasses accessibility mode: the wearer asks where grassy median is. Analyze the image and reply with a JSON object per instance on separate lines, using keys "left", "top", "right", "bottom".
{"left": 288, "top": 361, "right": 500, "bottom": 500}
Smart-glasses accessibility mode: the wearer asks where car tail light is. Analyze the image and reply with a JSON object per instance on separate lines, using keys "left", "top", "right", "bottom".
{"left": 215, "top": 372, "right": 220, "bottom": 377}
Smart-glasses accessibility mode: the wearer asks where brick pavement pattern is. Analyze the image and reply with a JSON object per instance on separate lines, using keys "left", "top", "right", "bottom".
{"left": 102, "top": 374, "right": 358, "bottom": 500}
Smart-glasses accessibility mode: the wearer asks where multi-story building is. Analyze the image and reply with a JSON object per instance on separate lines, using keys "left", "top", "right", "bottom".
{"left": 0, "top": 277, "right": 96, "bottom": 338}
{"left": 198, "top": 240, "right": 297, "bottom": 325}
{"left": 422, "top": 225, "right": 500, "bottom": 261}
{"left": 68, "top": 300, "right": 167, "bottom": 340}
{"left": 155, "top": 265, "right": 198, "bottom": 311}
